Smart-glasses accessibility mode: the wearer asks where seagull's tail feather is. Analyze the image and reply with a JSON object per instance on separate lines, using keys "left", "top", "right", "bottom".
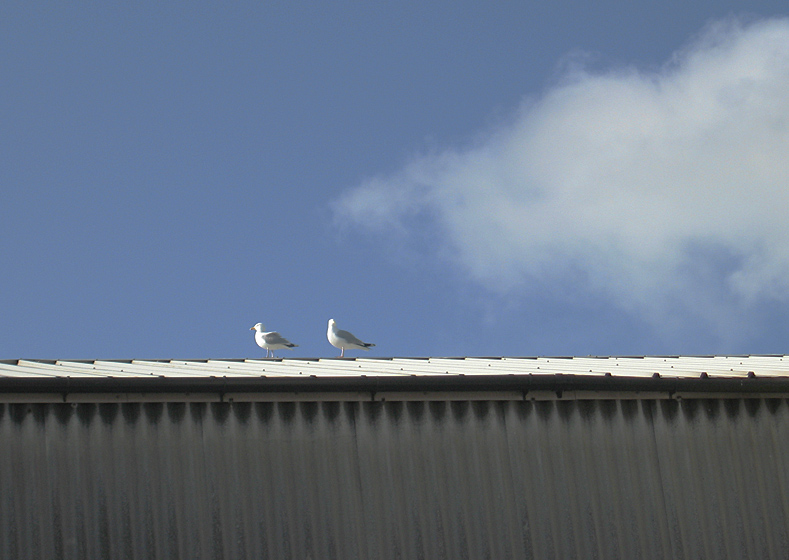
{"left": 362, "top": 343, "right": 375, "bottom": 349}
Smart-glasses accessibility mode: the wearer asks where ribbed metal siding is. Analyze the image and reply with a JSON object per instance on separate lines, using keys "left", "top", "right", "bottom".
{"left": 2, "top": 398, "right": 788, "bottom": 559}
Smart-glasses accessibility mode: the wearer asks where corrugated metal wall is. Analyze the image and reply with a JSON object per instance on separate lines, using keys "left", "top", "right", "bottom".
{"left": 2, "top": 398, "right": 788, "bottom": 559}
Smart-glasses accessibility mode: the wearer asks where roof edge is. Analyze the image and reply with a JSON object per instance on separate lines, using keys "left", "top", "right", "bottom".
{"left": 1, "top": 373, "right": 788, "bottom": 401}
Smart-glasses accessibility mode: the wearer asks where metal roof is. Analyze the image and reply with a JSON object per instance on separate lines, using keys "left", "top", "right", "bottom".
{"left": 2, "top": 355, "right": 788, "bottom": 378}
{"left": 2, "top": 356, "right": 789, "bottom": 402}
{"left": 3, "top": 360, "right": 789, "bottom": 557}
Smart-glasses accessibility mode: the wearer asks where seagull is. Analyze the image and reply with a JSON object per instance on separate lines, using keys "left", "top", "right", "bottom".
{"left": 250, "top": 323, "right": 298, "bottom": 358}
{"left": 327, "top": 319, "right": 375, "bottom": 357}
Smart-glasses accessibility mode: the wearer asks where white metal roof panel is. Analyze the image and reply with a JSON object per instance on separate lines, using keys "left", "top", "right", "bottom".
{"left": 1, "top": 356, "right": 788, "bottom": 379}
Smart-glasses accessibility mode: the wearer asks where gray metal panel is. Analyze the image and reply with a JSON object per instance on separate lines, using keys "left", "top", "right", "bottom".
{"left": 2, "top": 398, "right": 788, "bottom": 559}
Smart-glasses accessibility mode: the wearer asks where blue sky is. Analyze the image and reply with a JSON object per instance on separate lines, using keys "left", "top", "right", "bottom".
{"left": 2, "top": 2, "right": 789, "bottom": 359}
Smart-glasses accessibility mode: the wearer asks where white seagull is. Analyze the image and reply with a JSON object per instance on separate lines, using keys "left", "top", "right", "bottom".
{"left": 327, "top": 319, "right": 375, "bottom": 357}
{"left": 250, "top": 323, "right": 298, "bottom": 358}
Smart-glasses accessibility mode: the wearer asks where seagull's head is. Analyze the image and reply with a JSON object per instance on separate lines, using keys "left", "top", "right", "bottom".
{"left": 251, "top": 323, "right": 264, "bottom": 332}
{"left": 328, "top": 319, "right": 336, "bottom": 329}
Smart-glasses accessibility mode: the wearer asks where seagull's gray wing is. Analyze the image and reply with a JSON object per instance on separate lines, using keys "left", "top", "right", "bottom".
{"left": 263, "top": 332, "right": 293, "bottom": 345}
{"left": 336, "top": 329, "right": 366, "bottom": 346}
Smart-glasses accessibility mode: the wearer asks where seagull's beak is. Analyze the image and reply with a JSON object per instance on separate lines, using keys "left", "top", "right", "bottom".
{"left": 250, "top": 327, "right": 255, "bottom": 331}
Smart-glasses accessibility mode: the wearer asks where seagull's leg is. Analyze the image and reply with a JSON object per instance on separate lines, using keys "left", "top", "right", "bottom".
{"left": 266, "top": 349, "right": 270, "bottom": 358}
{"left": 340, "top": 348, "right": 345, "bottom": 358}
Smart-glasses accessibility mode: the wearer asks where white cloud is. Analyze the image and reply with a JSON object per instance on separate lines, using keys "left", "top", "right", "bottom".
{"left": 333, "top": 17, "right": 789, "bottom": 340}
